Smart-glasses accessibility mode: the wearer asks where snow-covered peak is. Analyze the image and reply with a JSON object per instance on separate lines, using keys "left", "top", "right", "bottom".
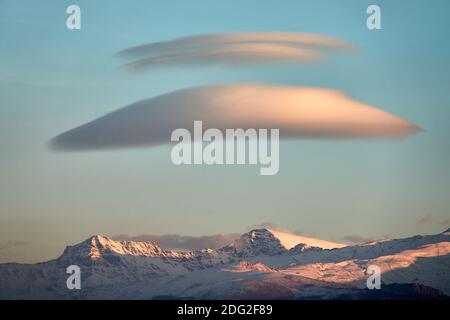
{"left": 266, "top": 229, "right": 346, "bottom": 250}
{"left": 94, "top": 235, "right": 166, "bottom": 258}
{"left": 221, "top": 229, "right": 286, "bottom": 256}
{"left": 218, "top": 228, "right": 346, "bottom": 256}
{"left": 61, "top": 235, "right": 167, "bottom": 261}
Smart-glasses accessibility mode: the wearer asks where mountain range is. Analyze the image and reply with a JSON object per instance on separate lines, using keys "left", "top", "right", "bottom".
{"left": 0, "top": 228, "right": 449, "bottom": 299}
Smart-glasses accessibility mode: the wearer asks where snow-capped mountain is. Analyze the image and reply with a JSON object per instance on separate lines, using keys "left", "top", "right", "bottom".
{"left": 0, "top": 228, "right": 448, "bottom": 299}
{"left": 219, "top": 228, "right": 344, "bottom": 257}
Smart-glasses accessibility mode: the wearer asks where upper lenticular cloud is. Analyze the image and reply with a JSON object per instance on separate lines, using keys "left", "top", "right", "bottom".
{"left": 122, "top": 43, "right": 323, "bottom": 70}
{"left": 120, "top": 32, "right": 354, "bottom": 56}
{"left": 49, "top": 84, "right": 420, "bottom": 151}
{"left": 119, "top": 32, "right": 354, "bottom": 69}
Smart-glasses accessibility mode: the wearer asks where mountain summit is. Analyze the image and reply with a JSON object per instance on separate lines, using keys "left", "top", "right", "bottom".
{"left": 62, "top": 235, "right": 167, "bottom": 260}
{"left": 265, "top": 229, "right": 345, "bottom": 250}
{"left": 221, "top": 228, "right": 345, "bottom": 257}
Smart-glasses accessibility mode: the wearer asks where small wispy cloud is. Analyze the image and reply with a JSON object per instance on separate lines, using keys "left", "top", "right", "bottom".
{"left": 442, "top": 218, "right": 450, "bottom": 227}
{"left": 339, "top": 235, "right": 375, "bottom": 244}
{"left": 0, "top": 240, "right": 30, "bottom": 251}
{"left": 416, "top": 214, "right": 450, "bottom": 228}
{"left": 112, "top": 233, "right": 240, "bottom": 251}
{"left": 416, "top": 213, "right": 434, "bottom": 226}
{"left": 248, "top": 222, "right": 279, "bottom": 230}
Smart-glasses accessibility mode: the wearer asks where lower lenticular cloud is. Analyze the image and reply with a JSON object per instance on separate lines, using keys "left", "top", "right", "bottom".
{"left": 49, "top": 84, "right": 420, "bottom": 151}
{"left": 119, "top": 32, "right": 354, "bottom": 69}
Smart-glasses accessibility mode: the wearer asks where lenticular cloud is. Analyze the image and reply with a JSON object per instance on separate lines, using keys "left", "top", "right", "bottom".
{"left": 49, "top": 84, "right": 420, "bottom": 151}
{"left": 119, "top": 32, "right": 354, "bottom": 69}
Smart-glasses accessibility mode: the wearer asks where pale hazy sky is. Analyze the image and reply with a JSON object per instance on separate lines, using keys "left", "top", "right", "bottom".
{"left": 1, "top": 0, "right": 450, "bottom": 263}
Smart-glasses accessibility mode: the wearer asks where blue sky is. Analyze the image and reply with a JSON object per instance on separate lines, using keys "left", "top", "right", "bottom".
{"left": 1, "top": 0, "right": 449, "bottom": 262}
